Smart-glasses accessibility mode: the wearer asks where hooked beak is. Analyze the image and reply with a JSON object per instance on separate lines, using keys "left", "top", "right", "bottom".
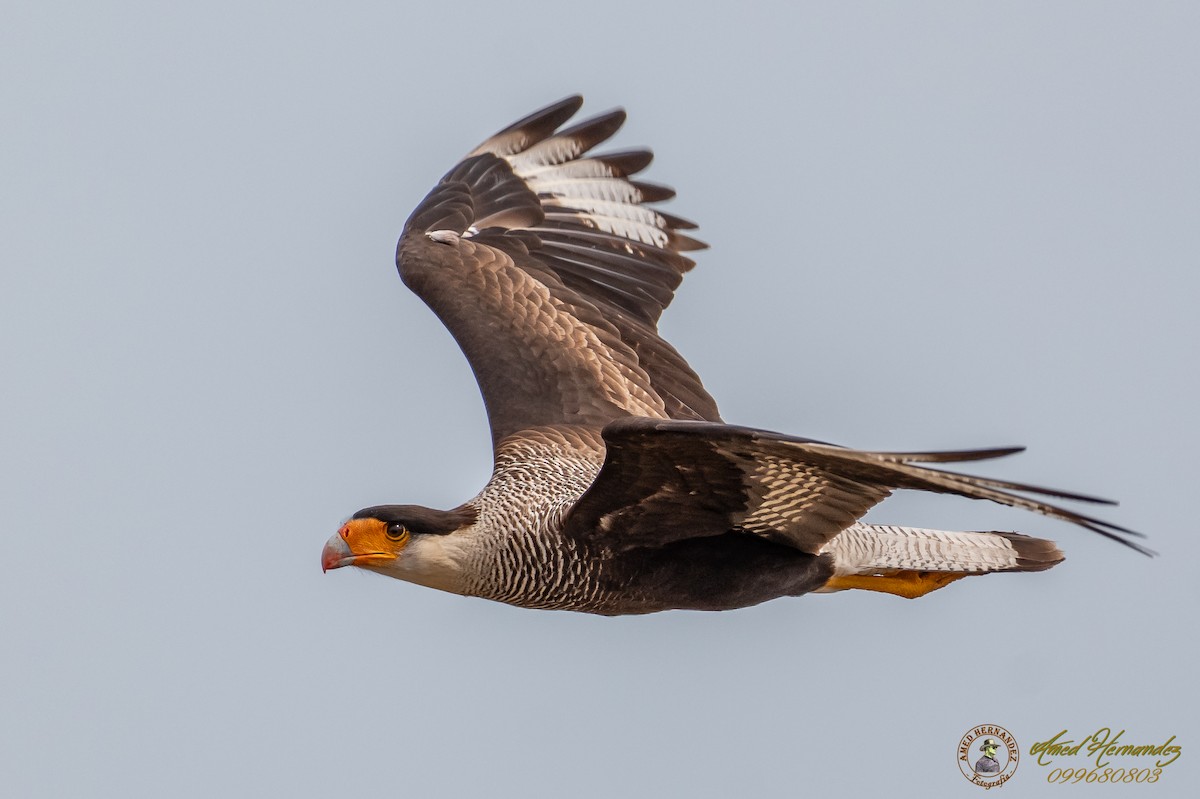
{"left": 322, "top": 519, "right": 403, "bottom": 574}
{"left": 321, "top": 534, "right": 355, "bottom": 573}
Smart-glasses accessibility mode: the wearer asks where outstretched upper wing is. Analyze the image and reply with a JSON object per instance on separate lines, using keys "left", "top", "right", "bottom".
{"left": 562, "top": 418, "right": 1151, "bottom": 556}
{"left": 396, "top": 96, "right": 720, "bottom": 447}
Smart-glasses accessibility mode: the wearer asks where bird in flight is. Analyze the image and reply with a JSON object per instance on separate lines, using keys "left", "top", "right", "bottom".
{"left": 321, "top": 96, "right": 1147, "bottom": 614}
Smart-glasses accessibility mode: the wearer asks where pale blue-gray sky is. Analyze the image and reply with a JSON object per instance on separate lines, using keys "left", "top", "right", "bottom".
{"left": 3, "top": 2, "right": 1197, "bottom": 796}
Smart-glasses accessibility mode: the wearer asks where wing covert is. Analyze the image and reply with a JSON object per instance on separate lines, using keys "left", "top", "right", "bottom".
{"left": 562, "top": 418, "right": 1150, "bottom": 555}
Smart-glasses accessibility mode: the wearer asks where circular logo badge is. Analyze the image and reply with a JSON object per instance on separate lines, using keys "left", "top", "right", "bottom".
{"left": 958, "top": 724, "right": 1019, "bottom": 788}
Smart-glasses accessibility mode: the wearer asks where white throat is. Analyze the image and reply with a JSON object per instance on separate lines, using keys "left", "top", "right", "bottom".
{"left": 366, "top": 529, "right": 478, "bottom": 595}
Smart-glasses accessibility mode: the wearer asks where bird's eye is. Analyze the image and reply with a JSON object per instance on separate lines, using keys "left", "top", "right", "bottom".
{"left": 385, "top": 524, "right": 408, "bottom": 541}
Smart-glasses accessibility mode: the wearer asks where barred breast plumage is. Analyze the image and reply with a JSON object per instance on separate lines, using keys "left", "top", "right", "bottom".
{"left": 461, "top": 427, "right": 614, "bottom": 611}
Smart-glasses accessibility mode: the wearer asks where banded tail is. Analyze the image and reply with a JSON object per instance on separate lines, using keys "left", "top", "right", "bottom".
{"left": 816, "top": 523, "right": 1065, "bottom": 598}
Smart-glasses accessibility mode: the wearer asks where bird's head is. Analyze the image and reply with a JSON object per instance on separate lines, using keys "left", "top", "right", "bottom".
{"left": 321, "top": 504, "right": 478, "bottom": 589}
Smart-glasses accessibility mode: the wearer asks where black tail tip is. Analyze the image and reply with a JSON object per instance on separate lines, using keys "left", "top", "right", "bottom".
{"left": 994, "top": 532, "right": 1066, "bottom": 572}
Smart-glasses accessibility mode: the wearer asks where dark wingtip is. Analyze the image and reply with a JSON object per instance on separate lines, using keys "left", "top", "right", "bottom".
{"left": 534, "top": 94, "right": 585, "bottom": 123}
{"left": 631, "top": 180, "right": 676, "bottom": 203}
{"left": 470, "top": 95, "right": 586, "bottom": 157}
{"left": 891, "top": 446, "right": 1027, "bottom": 463}
{"left": 552, "top": 107, "right": 628, "bottom": 153}
{"left": 1073, "top": 517, "right": 1155, "bottom": 556}
{"left": 600, "top": 149, "right": 655, "bottom": 177}
{"left": 499, "top": 95, "right": 584, "bottom": 134}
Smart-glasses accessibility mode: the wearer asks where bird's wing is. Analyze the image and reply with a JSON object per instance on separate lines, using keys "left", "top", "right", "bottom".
{"left": 396, "top": 96, "right": 719, "bottom": 448}
{"left": 563, "top": 417, "right": 1150, "bottom": 555}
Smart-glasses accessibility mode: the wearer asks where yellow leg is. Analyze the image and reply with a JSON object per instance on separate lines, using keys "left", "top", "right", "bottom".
{"left": 822, "top": 570, "right": 970, "bottom": 599}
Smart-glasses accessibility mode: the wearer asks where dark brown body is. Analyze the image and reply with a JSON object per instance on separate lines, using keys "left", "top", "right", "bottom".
{"left": 601, "top": 536, "right": 835, "bottom": 615}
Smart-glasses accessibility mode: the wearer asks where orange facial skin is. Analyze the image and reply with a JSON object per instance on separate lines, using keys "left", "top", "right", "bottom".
{"left": 321, "top": 518, "right": 410, "bottom": 572}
